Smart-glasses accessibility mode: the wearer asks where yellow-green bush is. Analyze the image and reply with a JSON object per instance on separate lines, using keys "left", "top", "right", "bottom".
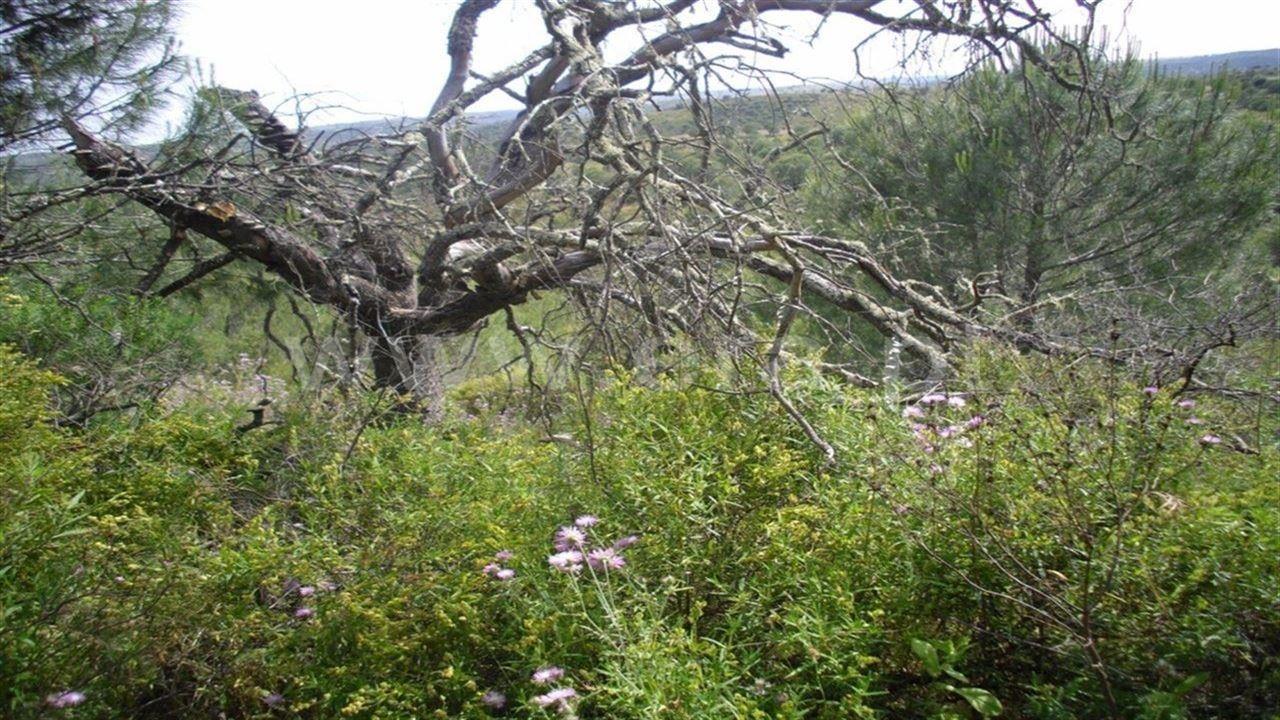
{"left": 1, "top": 346, "right": 1276, "bottom": 718}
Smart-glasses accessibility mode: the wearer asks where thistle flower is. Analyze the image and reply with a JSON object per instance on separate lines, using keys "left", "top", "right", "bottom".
{"left": 293, "top": 607, "right": 314, "bottom": 619}
{"left": 553, "top": 526, "right": 587, "bottom": 551}
{"left": 965, "top": 415, "right": 986, "bottom": 430}
{"left": 587, "top": 547, "right": 626, "bottom": 571}
{"left": 46, "top": 691, "right": 86, "bottom": 709}
{"left": 495, "top": 568, "right": 515, "bottom": 581}
{"left": 919, "top": 392, "right": 947, "bottom": 405}
{"left": 937, "top": 425, "right": 959, "bottom": 439}
{"left": 1143, "top": 386, "right": 1159, "bottom": 396}
{"left": 1177, "top": 398, "right": 1196, "bottom": 409}
{"left": 612, "top": 534, "right": 640, "bottom": 550}
{"left": 483, "top": 563, "right": 502, "bottom": 577}
{"left": 494, "top": 550, "right": 514, "bottom": 562}
{"left": 1199, "top": 433, "right": 1222, "bottom": 445}
{"left": 902, "top": 405, "right": 925, "bottom": 419}
{"left": 531, "top": 666, "right": 565, "bottom": 685}
{"left": 531, "top": 687, "right": 577, "bottom": 710}
{"left": 573, "top": 514, "right": 599, "bottom": 528}
{"left": 547, "top": 551, "right": 584, "bottom": 573}
{"left": 481, "top": 690, "right": 506, "bottom": 709}
{"left": 298, "top": 586, "right": 315, "bottom": 597}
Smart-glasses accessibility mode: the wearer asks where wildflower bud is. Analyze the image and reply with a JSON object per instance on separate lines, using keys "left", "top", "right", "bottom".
{"left": 46, "top": 691, "right": 86, "bottom": 709}
{"left": 481, "top": 690, "right": 506, "bottom": 709}
{"left": 553, "top": 526, "right": 587, "bottom": 551}
{"left": 587, "top": 548, "right": 626, "bottom": 571}
{"left": 547, "top": 551, "right": 584, "bottom": 573}
{"left": 531, "top": 666, "right": 565, "bottom": 685}
{"left": 531, "top": 687, "right": 577, "bottom": 711}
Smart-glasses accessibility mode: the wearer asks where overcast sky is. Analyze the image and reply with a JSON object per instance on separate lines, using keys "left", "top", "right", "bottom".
{"left": 161, "top": 0, "right": 1280, "bottom": 132}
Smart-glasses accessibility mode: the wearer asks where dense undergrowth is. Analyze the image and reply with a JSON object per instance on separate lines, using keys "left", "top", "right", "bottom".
{"left": 1, "top": 343, "right": 1277, "bottom": 719}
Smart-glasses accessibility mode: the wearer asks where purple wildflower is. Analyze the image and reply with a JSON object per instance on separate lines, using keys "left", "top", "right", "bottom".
{"left": 293, "top": 606, "right": 314, "bottom": 619}
{"left": 612, "top": 534, "right": 640, "bottom": 550}
{"left": 1199, "top": 433, "right": 1222, "bottom": 445}
{"left": 919, "top": 392, "right": 947, "bottom": 405}
{"left": 573, "top": 514, "right": 599, "bottom": 528}
{"left": 298, "top": 585, "right": 315, "bottom": 597}
{"left": 965, "top": 415, "right": 986, "bottom": 430}
{"left": 547, "top": 551, "right": 584, "bottom": 573}
{"left": 553, "top": 526, "right": 587, "bottom": 551}
{"left": 483, "top": 563, "right": 502, "bottom": 577}
{"left": 587, "top": 547, "right": 626, "bottom": 571}
{"left": 495, "top": 568, "right": 516, "bottom": 581}
{"left": 946, "top": 395, "right": 967, "bottom": 408}
{"left": 494, "top": 550, "right": 514, "bottom": 562}
{"left": 1143, "top": 385, "right": 1159, "bottom": 396}
{"left": 46, "top": 691, "right": 86, "bottom": 709}
{"left": 1177, "top": 398, "right": 1196, "bottom": 409}
{"left": 902, "top": 405, "right": 925, "bottom": 419}
{"left": 1185, "top": 416, "right": 1205, "bottom": 425}
{"left": 937, "top": 425, "right": 959, "bottom": 439}
{"left": 531, "top": 666, "right": 565, "bottom": 685}
{"left": 481, "top": 690, "right": 507, "bottom": 709}
{"left": 263, "top": 693, "right": 285, "bottom": 707}
{"left": 531, "top": 687, "right": 577, "bottom": 710}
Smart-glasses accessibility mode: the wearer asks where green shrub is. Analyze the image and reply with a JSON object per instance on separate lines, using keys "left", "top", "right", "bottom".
{"left": 0, "top": 346, "right": 1275, "bottom": 718}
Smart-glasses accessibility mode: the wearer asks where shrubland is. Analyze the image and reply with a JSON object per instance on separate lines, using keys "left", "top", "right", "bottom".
{"left": 3, "top": 3, "right": 1277, "bottom": 717}
{"left": 3, "top": 332, "right": 1275, "bottom": 718}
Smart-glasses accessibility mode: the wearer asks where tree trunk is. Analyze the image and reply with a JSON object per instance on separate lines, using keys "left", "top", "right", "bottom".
{"left": 370, "top": 333, "right": 444, "bottom": 420}
{"left": 1015, "top": 202, "right": 1048, "bottom": 352}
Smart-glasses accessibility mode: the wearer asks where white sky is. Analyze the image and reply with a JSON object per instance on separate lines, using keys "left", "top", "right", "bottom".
{"left": 160, "top": 0, "right": 1280, "bottom": 132}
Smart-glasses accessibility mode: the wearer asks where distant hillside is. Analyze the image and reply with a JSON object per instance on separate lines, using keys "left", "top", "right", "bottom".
{"left": 303, "top": 49, "right": 1280, "bottom": 139}
{"left": 7, "top": 48, "right": 1275, "bottom": 175}
{"left": 1150, "top": 48, "right": 1278, "bottom": 75}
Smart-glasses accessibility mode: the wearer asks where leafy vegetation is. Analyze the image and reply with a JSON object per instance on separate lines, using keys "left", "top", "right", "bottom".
{"left": 2, "top": 335, "right": 1276, "bottom": 718}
